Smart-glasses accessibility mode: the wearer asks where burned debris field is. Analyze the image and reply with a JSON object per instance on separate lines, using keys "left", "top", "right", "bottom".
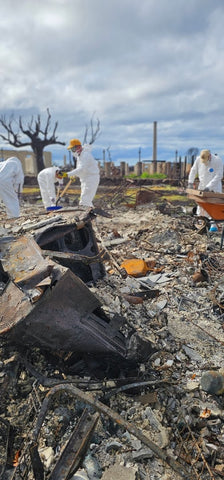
{"left": 1, "top": 190, "right": 224, "bottom": 480}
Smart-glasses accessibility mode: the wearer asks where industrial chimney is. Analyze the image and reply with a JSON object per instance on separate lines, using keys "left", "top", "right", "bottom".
{"left": 153, "top": 121, "right": 157, "bottom": 173}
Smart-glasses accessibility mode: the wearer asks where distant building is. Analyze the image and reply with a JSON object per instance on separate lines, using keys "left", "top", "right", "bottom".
{"left": 99, "top": 159, "right": 192, "bottom": 180}
{"left": 0, "top": 149, "right": 52, "bottom": 176}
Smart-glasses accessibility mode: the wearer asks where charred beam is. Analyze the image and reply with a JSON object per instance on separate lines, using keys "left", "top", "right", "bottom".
{"left": 49, "top": 409, "right": 99, "bottom": 480}
{"left": 32, "top": 384, "right": 192, "bottom": 480}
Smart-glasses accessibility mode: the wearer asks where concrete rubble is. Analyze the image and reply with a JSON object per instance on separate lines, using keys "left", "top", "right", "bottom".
{"left": 1, "top": 199, "right": 224, "bottom": 480}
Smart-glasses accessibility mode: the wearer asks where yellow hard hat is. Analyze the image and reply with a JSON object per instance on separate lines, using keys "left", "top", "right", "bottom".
{"left": 67, "top": 138, "right": 81, "bottom": 150}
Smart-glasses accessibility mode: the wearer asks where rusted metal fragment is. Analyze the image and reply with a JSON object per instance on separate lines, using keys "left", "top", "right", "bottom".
{"left": 123, "top": 294, "right": 144, "bottom": 304}
{"left": 48, "top": 410, "right": 99, "bottom": 480}
{"left": 0, "top": 235, "right": 53, "bottom": 289}
{"left": 192, "top": 270, "right": 209, "bottom": 283}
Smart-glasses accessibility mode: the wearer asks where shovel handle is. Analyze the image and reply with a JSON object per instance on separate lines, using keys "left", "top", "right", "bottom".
{"left": 56, "top": 178, "right": 72, "bottom": 205}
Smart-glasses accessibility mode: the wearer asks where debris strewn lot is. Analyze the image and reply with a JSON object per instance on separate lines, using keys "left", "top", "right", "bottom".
{"left": 1, "top": 197, "right": 224, "bottom": 480}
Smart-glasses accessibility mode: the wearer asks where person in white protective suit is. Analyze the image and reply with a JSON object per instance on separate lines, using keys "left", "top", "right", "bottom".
{"left": 67, "top": 138, "right": 100, "bottom": 208}
{"left": 188, "top": 149, "right": 223, "bottom": 217}
{"left": 37, "top": 166, "right": 64, "bottom": 209}
{"left": 0, "top": 156, "right": 24, "bottom": 218}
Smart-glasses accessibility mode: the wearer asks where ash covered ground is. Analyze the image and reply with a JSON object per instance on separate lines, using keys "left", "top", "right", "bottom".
{"left": 1, "top": 195, "right": 224, "bottom": 480}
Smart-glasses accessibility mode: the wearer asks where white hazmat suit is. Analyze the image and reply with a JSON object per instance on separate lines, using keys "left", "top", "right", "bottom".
{"left": 68, "top": 144, "right": 100, "bottom": 207}
{"left": 188, "top": 151, "right": 223, "bottom": 217}
{"left": 0, "top": 157, "right": 24, "bottom": 218}
{"left": 37, "top": 166, "right": 63, "bottom": 209}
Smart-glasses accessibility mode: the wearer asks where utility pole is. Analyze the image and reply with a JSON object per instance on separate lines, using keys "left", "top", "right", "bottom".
{"left": 153, "top": 121, "right": 157, "bottom": 173}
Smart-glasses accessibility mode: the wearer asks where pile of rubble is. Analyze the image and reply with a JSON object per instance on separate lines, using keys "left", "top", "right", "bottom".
{"left": 1, "top": 199, "right": 224, "bottom": 480}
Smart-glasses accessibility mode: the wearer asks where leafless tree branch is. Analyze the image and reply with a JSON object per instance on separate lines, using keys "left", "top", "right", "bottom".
{"left": 0, "top": 109, "right": 65, "bottom": 172}
{"left": 83, "top": 113, "right": 101, "bottom": 145}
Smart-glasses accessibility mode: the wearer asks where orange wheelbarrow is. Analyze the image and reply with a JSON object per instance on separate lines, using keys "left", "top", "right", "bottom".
{"left": 186, "top": 188, "right": 224, "bottom": 248}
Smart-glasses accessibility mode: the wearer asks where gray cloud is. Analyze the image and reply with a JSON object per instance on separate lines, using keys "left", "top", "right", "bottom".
{"left": 1, "top": 0, "right": 224, "bottom": 165}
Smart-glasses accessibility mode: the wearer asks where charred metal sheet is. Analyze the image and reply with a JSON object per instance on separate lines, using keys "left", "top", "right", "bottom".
{"left": 0, "top": 281, "right": 33, "bottom": 334}
{"left": 34, "top": 219, "right": 105, "bottom": 284}
{"left": 48, "top": 410, "right": 99, "bottom": 480}
{"left": 0, "top": 233, "right": 152, "bottom": 360}
{"left": 1, "top": 268, "right": 127, "bottom": 357}
{"left": 0, "top": 235, "right": 54, "bottom": 289}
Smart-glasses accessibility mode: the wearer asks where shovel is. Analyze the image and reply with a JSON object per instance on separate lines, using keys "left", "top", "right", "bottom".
{"left": 56, "top": 178, "right": 72, "bottom": 206}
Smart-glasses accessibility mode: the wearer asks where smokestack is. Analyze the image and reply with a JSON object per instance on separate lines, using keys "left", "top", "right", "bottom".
{"left": 153, "top": 121, "right": 157, "bottom": 173}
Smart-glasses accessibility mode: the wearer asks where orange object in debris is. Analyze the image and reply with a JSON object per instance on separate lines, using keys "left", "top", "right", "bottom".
{"left": 120, "top": 259, "right": 149, "bottom": 277}
{"left": 200, "top": 408, "right": 211, "bottom": 419}
{"left": 13, "top": 450, "right": 21, "bottom": 467}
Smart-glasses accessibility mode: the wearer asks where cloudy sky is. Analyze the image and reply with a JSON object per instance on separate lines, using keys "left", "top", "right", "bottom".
{"left": 1, "top": 0, "right": 224, "bottom": 166}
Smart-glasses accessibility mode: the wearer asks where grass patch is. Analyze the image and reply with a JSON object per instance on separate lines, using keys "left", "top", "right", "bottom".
{"left": 160, "top": 194, "right": 188, "bottom": 202}
{"left": 140, "top": 172, "right": 167, "bottom": 179}
{"left": 23, "top": 187, "right": 40, "bottom": 194}
{"left": 149, "top": 185, "right": 179, "bottom": 191}
{"left": 125, "top": 173, "right": 167, "bottom": 180}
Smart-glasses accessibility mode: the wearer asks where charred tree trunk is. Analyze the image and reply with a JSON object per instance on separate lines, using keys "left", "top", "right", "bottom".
{"left": 32, "top": 143, "right": 46, "bottom": 172}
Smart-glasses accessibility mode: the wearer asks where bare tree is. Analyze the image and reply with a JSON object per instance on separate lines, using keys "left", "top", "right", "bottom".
{"left": 0, "top": 108, "right": 65, "bottom": 172}
{"left": 82, "top": 114, "right": 100, "bottom": 145}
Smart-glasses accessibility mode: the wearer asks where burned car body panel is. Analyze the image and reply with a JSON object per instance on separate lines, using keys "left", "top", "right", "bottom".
{"left": 0, "top": 227, "right": 153, "bottom": 362}
{"left": 0, "top": 235, "right": 127, "bottom": 357}
{"left": 1, "top": 268, "right": 127, "bottom": 356}
{"left": 34, "top": 219, "right": 105, "bottom": 284}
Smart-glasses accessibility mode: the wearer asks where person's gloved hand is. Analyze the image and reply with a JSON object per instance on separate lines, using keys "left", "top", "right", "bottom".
{"left": 70, "top": 176, "right": 76, "bottom": 182}
{"left": 62, "top": 172, "right": 68, "bottom": 178}
{"left": 187, "top": 183, "right": 194, "bottom": 189}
